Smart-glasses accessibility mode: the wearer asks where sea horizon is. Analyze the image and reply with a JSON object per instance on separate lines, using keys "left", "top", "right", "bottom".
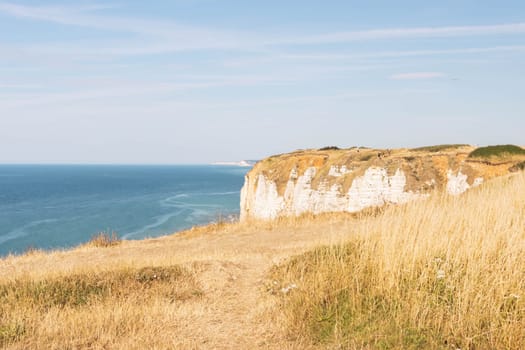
{"left": 0, "top": 164, "right": 249, "bottom": 256}
{"left": 0, "top": 162, "right": 253, "bottom": 166}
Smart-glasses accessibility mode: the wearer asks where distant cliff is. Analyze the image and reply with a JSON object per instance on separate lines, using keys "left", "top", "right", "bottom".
{"left": 240, "top": 145, "right": 525, "bottom": 220}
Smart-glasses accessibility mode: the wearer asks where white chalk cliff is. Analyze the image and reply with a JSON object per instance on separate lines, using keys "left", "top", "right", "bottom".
{"left": 241, "top": 166, "right": 425, "bottom": 220}
{"left": 240, "top": 146, "right": 516, "bottom": 221}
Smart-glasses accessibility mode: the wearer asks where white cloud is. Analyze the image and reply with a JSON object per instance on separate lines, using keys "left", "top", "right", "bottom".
{"left": 389, "top": 72, "right": 446, "bottom": 80}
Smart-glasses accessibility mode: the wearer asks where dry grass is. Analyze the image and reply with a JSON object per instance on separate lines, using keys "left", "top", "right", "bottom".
{"left": 0, "top": 217, "right": 327, "bottom": 349}
{"left": 0, "top": 265, "right": 200, "bottom": 348}
{"left": 270, "top": 172, "right": 525, "bottom": 349}
{"left": 510, "top": 161, "right": 525, "bottom": 172}
{"left": 0, "top": 172, "right": 523, "bottom": 349}
{"left": 87, "top": 231, "right": 121, "bottom": 247}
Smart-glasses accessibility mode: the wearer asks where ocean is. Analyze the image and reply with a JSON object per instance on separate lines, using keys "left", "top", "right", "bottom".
{"left": 0, "top": 165, "right": 249, "bottom": 256}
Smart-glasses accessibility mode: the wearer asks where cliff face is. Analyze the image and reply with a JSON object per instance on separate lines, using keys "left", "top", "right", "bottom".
{"left": 240, "top": 145, "right": 524, "bottom": 220}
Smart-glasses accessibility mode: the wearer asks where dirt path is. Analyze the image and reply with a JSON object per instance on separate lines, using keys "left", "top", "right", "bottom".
{"left": 159, "top": 219, "right": 340, "bottom": 349}
{"left": 0, "top": 216, "right": 352, "bottom": 349}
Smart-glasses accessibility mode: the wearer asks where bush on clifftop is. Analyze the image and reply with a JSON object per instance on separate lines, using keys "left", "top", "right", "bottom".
{"left": 469, "top": 144, "right": 525, "bottom": 159}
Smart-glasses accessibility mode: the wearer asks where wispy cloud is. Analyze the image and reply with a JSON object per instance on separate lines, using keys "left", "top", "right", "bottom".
{"left": 389, "top": 72, "right": 445, "bottom": 80}
{"left": 0, "top": 2, "right": 118, "bottom": 28}
{"left": 0, "top": 1, "right": 255, "bottom": 52}
{"left": 222, "top": 45, "right": 525, "bottom": 68}
{"left": 0, "top": 83, "right": 41, "bottom": 89}
{"left": 0, "top": 73, "right": 305, "bottom": 108}
{"left": 278, "top": 23, "right": 525, "bottom": 45}
{"left": 280, "top": 45, "right": 525, "bottom": 61}
{"left": 1, "top": 2, "right": 525, "bottom": 54}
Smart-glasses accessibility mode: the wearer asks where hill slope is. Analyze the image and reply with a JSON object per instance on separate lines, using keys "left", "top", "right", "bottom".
{"left": 0, "top": 171, "right": 524, "bottom": 349}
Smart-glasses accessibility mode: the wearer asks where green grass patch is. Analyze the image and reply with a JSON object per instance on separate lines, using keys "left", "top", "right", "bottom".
{"left": 412, "top": 144, "right": 469, "bottom": 152}
{"left": 468, "top": 145, "right": 525, "bottom": 159}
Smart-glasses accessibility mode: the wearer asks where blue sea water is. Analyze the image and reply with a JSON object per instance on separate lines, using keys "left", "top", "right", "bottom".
{"left": 0, "top": 165, "right": 249, "bottom": 256}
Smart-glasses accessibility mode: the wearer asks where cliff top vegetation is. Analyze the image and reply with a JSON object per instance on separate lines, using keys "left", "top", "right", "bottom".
{"left": 249, "top": 144, "right": 525, "bottom": 196}
{"left": 468, "top": 144, "right": 525, "bottom": 161}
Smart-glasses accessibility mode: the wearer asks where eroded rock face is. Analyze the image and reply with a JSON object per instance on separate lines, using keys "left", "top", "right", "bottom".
{"left": 446, "top": 170, "right": 484, "bottom": 195}
{"left": 240, "top": 146, "right": 521, "bottom": 221}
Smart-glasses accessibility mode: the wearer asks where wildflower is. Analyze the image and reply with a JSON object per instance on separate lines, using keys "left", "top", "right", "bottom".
{"left": 281, "top": 283, "right": 298, "bottom": 294}
{"left": 436, "top": 269, "right": 445, "bottom": 279}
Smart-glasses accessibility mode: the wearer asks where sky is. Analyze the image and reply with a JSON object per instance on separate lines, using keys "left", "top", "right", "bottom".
{"left": 0, "top": 1, "right": 524, "bottom": 164}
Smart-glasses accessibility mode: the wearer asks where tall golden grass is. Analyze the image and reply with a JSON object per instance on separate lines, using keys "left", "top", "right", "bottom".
{"left": 0, "top": 172, "right": 523, "bottom": 349}
{"left": 271, "top": 172, "right": 525, "bottom": 349}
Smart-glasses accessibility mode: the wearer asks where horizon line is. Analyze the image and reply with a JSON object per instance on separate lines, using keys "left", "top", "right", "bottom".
{"left": 0, "top": 162, "right": 253, "bottom": 166}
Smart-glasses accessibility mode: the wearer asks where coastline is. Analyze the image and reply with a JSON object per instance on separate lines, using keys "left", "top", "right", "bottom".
{"left": 0, "top": 164, "right": 247, "bottom": 256}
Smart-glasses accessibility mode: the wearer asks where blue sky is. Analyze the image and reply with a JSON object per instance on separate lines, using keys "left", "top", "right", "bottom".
{"left": 0, "top": 1, "right": 524, "bottom": 163}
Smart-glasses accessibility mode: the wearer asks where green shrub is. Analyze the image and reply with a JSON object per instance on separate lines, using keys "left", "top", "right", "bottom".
{"left": 469, "top": 145, "right": 525, "bottom": 159}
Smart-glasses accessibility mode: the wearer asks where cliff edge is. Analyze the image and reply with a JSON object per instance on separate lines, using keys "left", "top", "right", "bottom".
{"left": 240, "top": 144, "right": 525, "bottom": 220}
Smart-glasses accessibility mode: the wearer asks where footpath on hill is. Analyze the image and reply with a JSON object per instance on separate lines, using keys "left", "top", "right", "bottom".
{"left": 0, "top": 215, "right": 351, "bottom": 349}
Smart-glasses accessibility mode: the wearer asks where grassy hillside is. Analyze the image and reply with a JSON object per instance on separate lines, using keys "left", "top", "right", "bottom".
{"left": 271, "top": 171, "right": 525, "bottom": 349}
{"left": 0, "top": 171, "right": 524, "bottom": 349}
